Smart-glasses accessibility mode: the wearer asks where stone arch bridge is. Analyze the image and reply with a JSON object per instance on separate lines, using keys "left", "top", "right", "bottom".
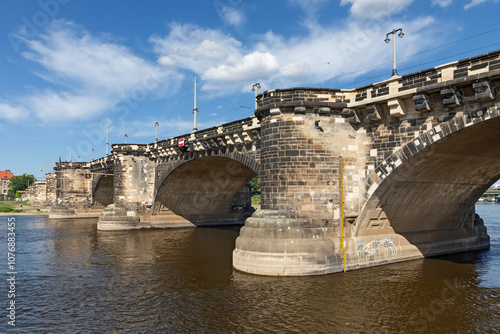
{"left": 52, "top": 50, "right": 500, "bottom": 276}
{"left": 53, "top": 116, "right": 261, "bottom": 224}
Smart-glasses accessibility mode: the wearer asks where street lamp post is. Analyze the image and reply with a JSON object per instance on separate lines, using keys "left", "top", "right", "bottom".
{"left": 154, "top": 122, "right": 159, "bottom": 142}
{"left": 124, "top": 134, "right": 128, "bottom": 144}
{"left": 384, "top": 28, "right": 404, "bottom": 77}
{"left": 251, "top": 83, "right": 261, "bottom": 110}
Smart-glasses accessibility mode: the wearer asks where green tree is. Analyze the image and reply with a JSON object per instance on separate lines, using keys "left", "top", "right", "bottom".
{"left": 249, "top": 176, "right": 261, "bottom": 195}
{"left": 7, "top": 174, "right": 36, "bottom": 197}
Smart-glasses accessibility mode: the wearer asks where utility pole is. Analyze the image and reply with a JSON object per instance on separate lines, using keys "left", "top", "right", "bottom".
{"left": 193, "top": 76, "right": 198, "bottom": 132}
{"left": 106, "top": 124, "right": 109, "bottom": 156}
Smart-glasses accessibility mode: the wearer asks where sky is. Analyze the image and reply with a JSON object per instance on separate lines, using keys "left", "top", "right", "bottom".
{"left": 1, "top": 0, "right": 500, "bottom": 178}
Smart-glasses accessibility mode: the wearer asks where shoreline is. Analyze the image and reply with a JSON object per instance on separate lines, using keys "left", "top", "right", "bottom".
{"left": 0, "top": 211, "right": 50, "bottom": 216}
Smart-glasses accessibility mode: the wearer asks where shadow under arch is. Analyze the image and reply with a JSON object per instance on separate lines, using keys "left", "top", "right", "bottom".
{"left": 153, "top": 153, "right": 260, "bottom": 225}
{"left": 92, "top": 174, "right": 114, "bottom": 207}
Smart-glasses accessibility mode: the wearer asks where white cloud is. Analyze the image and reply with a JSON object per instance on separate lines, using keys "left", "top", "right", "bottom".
{"left": 150, "top": 23, "right": 243, "bottom": 75}
{"left": 26, "top": 91, "right": 110, "bottom": 122}
{"left": 220, "top": 7, "right": 246, "bottom": 27}
{"left": 279, "top": 62, "right": 311, "bottom": 81}
{"left": 432, "top": 0, "right": 453, "bottom": 7}
{"left": 201, "top": 83, "right": 221, "bottom": 91}
{"left": 151, "top": 24, "right": 280, "bottom": 93}
{"left": 4, "top": 20, "right": 182, "bottom": 123}
{"left": 151, "top": 11, "right": 441, "bottom": 96}
{"left": 288, "top": 0, "right": 329, "bottom": 16}
{"left": 204, "top": 51, "right": 280, "bottom": 82}
{"left": 254, "top": 16, "right": 436, "bottom": 84}
{"left": 0, "top": 102, "right": 29, "bottom": 121}
{"left": 21, "top": 22, "right": 167, "bottom": 95}
{"left": 464, "top": 0, "right": 487, "bottom": 9}
{"left": 158, "top": 56, "right": 176, "bottom": 67}
{"left": 340, "top": 0, "right": 414, "bottom": 19}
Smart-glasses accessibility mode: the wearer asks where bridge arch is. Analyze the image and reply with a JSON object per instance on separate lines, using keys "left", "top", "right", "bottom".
{"left": 154, "top": 151, "right": 260, "bottom": 225}
{"left": 354, "top": 104, "right": 500, "bottom": 243}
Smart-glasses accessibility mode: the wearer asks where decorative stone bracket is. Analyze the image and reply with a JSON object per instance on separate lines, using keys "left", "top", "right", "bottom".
{"left": 341, "top": 108, "right": 362, "bottom": 124}
{"left": 387, "top": 98, "right": 407, "bottom": 117}
{"left": 441, "top": 86, "right": 462, "bottom": 107}
{"left": 413, "top": 93, "right": 433, "bottom": 112}
{"left": 473, "top": 79, "right": 496, "bottom": 101}
{"left": 366, "top": 104, "right": 382, "bottom": 121}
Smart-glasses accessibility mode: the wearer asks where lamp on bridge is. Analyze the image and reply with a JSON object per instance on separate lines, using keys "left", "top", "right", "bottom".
{"left": 154, "top": 122, "right": 159, "bottom": 143}
{"left": 124, "top": 134, "right": 128, "bottom": 144}
{"left": 384, "top": 28, "right": 404, "bottom": 77}
{"left": 252, "top": 83, "right": 261, "bottom": 110}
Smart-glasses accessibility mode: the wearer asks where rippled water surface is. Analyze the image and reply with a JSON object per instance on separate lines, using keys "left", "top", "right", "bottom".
{"left": 1, "top": 204, "right": 499, "bottom": 333}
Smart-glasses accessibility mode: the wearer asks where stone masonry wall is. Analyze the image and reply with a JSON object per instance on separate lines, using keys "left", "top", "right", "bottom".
{"left": 54, "top": 163, "right": 92, "bottom": 209}
{"left": 25, "top": 173, "right": 57, "bottom": 205}
{"left": 113, "top": 152, "right": 156, "bottom": 212}
{"left": 259, "top": 110, "right": 368, "bottom": 230}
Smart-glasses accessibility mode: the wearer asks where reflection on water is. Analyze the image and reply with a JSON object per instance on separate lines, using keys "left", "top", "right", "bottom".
{"left": 1, "top": 205, "right": 499, "bottom": 333}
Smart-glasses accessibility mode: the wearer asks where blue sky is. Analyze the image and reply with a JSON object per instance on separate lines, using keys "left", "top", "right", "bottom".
{"left": 1, "top": 0, "right": 500, "bottom": 178}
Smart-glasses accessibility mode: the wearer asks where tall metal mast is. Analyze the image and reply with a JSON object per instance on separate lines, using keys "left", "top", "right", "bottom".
{"left": 193, "top": 76, "right": 198, "bottom": 132}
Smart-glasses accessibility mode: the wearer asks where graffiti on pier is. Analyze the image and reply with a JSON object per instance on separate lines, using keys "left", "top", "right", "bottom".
{"left": 356, "top": 236, "right": 397, "bottom": 261}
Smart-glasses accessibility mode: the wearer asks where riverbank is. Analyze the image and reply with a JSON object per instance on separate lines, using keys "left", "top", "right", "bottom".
{"left": 0, "top": 201, "right": 49, "bottom": 216}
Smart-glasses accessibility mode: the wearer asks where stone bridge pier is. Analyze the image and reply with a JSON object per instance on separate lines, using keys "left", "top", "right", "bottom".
{"left": 96, "top": 144, "right": 156, "bottom": 230}
{"left": 50, "top": 162, "right": 92, "bottom": 217}
{"left": 233, "top": 91, "right": 358, "bottom": 275}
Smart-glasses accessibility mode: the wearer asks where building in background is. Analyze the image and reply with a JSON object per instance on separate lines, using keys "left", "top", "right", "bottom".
{"left": 0, "top": 170, "right": 14, "bottom": 196}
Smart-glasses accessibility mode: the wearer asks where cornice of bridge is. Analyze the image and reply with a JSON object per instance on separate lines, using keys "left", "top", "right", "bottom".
{"left": 255, "top": 49, "right": 500, "bottom": 123}
{"left": 88, "top": 155, "right": 115, "bottom": 173}
{"left": 98, "top": 116, "right": 262, "bottom": 160}
{"left": 54, "top": 161, "right": 89, "bottom": 171}
{"left": 152, "top": 116, "right": 261, "bottom": 159}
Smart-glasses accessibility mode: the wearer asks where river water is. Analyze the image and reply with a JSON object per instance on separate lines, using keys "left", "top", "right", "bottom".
{"left": 1, "top": 204, "right": 499, "bottom": 333}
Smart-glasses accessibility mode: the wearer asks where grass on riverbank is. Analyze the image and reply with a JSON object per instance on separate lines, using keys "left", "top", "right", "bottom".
{"left": 0, "top": 201, "right": 28, "bottom": 213}
{"left": 251, "top": 194, "right": 261, "bottom": 206}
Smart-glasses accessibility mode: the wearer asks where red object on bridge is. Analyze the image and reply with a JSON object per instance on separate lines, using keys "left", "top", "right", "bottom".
{"left": 178, "top": 138, "right": 185, "bottom": 147}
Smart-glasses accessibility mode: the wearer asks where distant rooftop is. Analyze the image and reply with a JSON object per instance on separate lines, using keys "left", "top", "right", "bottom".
{"left": 0, "top": 170, "right": 14, "bottom": 180}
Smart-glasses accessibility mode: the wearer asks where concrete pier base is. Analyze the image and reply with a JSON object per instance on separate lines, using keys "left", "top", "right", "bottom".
{"left": 233, "top": 211, "right": 491, "bottom": 276}
{"left": 97, "top": 204, "right": 141, "bottom": 231}
{"left": 233, "top": 210, "right": 342, "bottom": 276}
{"left": 49, "top": 207, "right": 77, "bottom": 219}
